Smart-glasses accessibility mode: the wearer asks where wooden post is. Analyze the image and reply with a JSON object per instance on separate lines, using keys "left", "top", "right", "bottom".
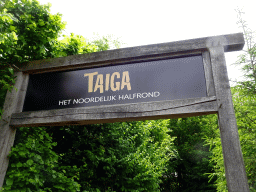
{"left": 208, "top": 41, "right": 250, "bottom": 191}
{"left": 0, "top": 72, "right": 28, "bottom": 188}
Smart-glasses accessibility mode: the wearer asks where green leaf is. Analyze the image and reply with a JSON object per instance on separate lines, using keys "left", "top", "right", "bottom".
{"left": 26, "top": 159, "right": 33, "bottom": 166}
{"left": 38, "top": 19, "right": 45, "bottom": 26}
{"left": 8, "top": 68, "right": 13, "bottom": 75}
{"left": 6, "top": 178, "right": 13, "bottom": 186}
{"left": 54, "top": 185, "right": 65, "bottom": 190}
{"left": 18, "top": 151, "right": 26, "bottom": 157}
{"left": 9, "top": 25, "right": 15, "bottom": 31}
{"left": 16, "top": 162, "right": 22, "bottom": 167}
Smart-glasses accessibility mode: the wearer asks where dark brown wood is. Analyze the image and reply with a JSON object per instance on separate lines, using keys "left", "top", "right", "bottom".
{"left": 208, "top": 45, "right": 249, "bottom": 192}
{"left": 0, "top": 72, "right": 28, "bottom": 188}
{"left": 16, "top": 33, "right": 244, "bottom": 74}
{"left": 10, "top": 96, "right": 218, "bottom": 127}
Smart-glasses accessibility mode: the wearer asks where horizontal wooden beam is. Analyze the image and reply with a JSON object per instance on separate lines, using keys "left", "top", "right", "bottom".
{"left": 10, "top": 96, "right": 218, "bottom": 127}
{"left": 16, "top": 33, "right": 244, "bottom": 74}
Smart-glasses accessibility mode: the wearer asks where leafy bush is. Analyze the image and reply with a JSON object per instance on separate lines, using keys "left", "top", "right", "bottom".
{"left": 1, "top": 127, "right": 80, "bottom": 192}
{"left": 48, "top": 120, "right": 175, "bottom": 191}
{"left": 160, "top": 117, "right": 217, "bottom": 192}
{"left": 205, "top": 87, "right": 256, "bottom": 191}
{"left": 1, "top": 120, "right": 175, "bottom": 191}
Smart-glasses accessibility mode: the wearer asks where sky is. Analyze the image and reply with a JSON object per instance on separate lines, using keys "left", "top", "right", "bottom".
{"left": 38, "top": 0, "right": 256, "bottom": 86}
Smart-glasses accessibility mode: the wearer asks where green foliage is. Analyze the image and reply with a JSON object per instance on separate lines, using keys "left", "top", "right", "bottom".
{"left": 0, "top": 66, "right": 16, "bottom": 110}
{"left": 1, "top": 127, "right": 80, "bottom": 191}
{"left": 204, "top": 115, "right": 227, "bottom": 192}
{"left": 47, "top": 120, "right": 175, "bottom": 191}
{"left": 205, "top": 87, "right": 256, "bottom": 191}
{"left": 89, "top": 33, "right": 123, "bottom": 52}
{"left": 1, "top": 120, "right": 175, "bottom": 191}
{"left": 0, "top": 0, "right": 66, "bottom": 62}
{"left": 54, "top": 33, "right": 97, "bottom": 57}
{"left": 232, "top": 87, "right": 256, "bottom": 190}
{"left": 160, "top": 117, "right": 217, "bottom": 192}
{"left": 53, "top": 33, "right": 123, "bottom": 57}
{"left": 234, "top": 9, "right": 256, "bottom": 94}
{"left": 0, "top": 0, "right": 66, "bottom": 114}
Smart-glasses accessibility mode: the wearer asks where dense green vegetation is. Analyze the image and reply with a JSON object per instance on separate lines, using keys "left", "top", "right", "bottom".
{"left": 205, "top": 87, "right": 256, "bottom": 191}
{"left": 160, "top": 117, "right": 217, "bottom": 192}
{"left": 0, "top": 1, "right": 256, "bottom": 191}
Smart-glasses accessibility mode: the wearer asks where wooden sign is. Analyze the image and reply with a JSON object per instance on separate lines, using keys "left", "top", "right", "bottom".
{"left": 0, "top": 33, "right": 250, "bottom": 191}
{"left": 23, "top": 55, "right": 207, "bottom": 111}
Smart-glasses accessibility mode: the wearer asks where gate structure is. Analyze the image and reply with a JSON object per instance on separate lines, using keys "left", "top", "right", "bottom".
{"left": 0, "top": 33, "right": 250, "bottom": 191}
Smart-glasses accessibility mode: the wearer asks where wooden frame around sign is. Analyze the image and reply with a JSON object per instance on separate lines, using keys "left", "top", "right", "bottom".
{"left": 9, "top": 41, "right": 220, "bottom": 127}
{"left": 0, "top": 33, "right": 250, "bottom": 191}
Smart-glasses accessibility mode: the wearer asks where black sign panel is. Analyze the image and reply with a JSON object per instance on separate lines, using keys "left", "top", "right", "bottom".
{"left": 23, "top": 55, "right": 207, "bottom": 112}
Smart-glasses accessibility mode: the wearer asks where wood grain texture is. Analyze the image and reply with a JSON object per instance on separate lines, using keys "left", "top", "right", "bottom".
{"left": 16, "top": 33, "right": 244, "bottom": 74}
{"left": 14, "top": 74, "right": 29, "bottom": 113}
{"left": 0, "top": 72, "right": 27, "bottom": 188}
{"left": 202, "top": 51, "right": 216, "bottom": 97}
{"left": 209, "top": 46, "right": 249, "bottom": 192}
{"left": 10, "top": 96, "right": 218, "bottom": 127}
